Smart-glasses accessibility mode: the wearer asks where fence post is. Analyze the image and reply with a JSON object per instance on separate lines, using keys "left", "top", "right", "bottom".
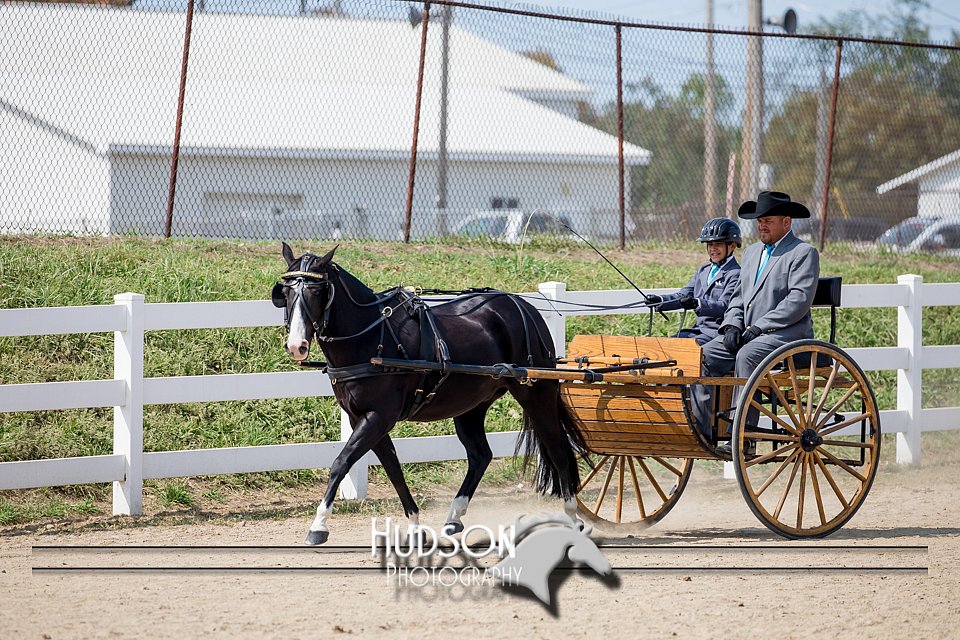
{"left": 338, "top": 409, "right": 368, "bottom": 499}
{"left": 897, "top": 274, "right": 923, "bottom": 465}
{"left": 538, "top": 281, "right": 567, "bottom": 358}
{"left": 113, "top": 293, "right": 144, "bottom": 515}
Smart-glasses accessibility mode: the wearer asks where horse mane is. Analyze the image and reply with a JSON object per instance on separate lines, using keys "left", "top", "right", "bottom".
{"left": 329, "top": 261, "right": 375, "bottom": 300}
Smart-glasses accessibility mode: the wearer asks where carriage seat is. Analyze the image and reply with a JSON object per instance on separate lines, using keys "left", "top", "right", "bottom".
{"left": 772, "top": 276, "right": 842, "bottom": 371}
{"left": 813, "top": 276, "right": 842, "bottom": 345}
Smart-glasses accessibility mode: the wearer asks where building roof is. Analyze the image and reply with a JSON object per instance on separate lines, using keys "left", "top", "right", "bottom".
{"left": 876, "top": 149, "right": 960, "bottom": 194}
{"left": 0, "top": 4, "right": 649, "bottom": 164}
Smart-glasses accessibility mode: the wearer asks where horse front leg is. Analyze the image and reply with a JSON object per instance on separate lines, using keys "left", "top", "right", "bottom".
{"left": 306, "top": 411, "right": 392, "bottom": 546}
{"left": 370, "top": 434, "right": 420, "bottom": 525}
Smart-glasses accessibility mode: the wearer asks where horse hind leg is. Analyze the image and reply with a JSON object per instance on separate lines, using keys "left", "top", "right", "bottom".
{"left": 444, "top": 403, "right": 494, "bottom": 535}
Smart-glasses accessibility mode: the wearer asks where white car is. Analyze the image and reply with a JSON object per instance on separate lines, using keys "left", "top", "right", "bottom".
{"left": 877, "top": 216, "right": 960, "bottom": 256}
{"left": 453, "top": 210, "right": 576, "bottom": 244}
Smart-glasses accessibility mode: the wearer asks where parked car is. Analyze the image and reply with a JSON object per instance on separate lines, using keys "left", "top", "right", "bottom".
{"left": 453, "top": 210, "right": 576, "bottom": 244}
{"left": 877, "top": 216, "right": 960, "bottom": 256}
{"left": 792, "top": 216, "right": 887, "bottom": 242}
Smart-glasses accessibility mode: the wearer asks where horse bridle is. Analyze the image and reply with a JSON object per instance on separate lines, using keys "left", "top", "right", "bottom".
{"left": 272, "top": 255, "right": 337, "bottom": 339}
{"left": 273, "top": 257, "right": 417, "bottom": 345}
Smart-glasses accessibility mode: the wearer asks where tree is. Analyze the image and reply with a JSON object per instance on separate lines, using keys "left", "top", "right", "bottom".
{"left": 586, "top": 73, "right": 737, "bottom": 216}
{"left": 764, "top": 0, "right": 960, "bottom": 220}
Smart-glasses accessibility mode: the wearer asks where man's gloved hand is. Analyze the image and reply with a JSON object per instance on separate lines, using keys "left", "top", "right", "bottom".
{"left": 741, "top": 325, "right": 762, "bottom": 345}
{"left": 645, "top": 294, "right": 662, "bottom": 305}
{"left": 722, "top": 326, "right": 742, "bottom": 353}
{"left": 678, "top": 294, "right": 699, "bottom": 310}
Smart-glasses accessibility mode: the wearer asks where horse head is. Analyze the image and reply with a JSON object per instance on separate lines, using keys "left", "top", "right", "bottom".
{"left": 272, "top": 242, "right": 339, "bottom": 361}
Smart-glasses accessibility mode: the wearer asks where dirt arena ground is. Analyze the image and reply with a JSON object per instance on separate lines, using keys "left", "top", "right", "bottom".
{"left": 2, "top": 456, "right": 958, "bottom": 640}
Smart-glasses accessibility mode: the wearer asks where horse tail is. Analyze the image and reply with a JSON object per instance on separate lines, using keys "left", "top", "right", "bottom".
{"left": 516, "top": 385, "right": 587, "bottom": 498}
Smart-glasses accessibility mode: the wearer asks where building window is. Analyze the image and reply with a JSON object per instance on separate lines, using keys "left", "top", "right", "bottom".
{"left": 490, "top": 197, "right": 519, "bottom": 210}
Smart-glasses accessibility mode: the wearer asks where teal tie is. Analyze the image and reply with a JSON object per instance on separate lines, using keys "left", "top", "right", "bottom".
{"left": 756, "top": 244, "right": 775, "bottom": 282}
{"left": 707, "top": 264, "right": 720, "bottom": 285}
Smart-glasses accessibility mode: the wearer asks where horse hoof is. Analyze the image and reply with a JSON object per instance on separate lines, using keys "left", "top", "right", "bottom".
{"left": 443, "top": 521, "right": 464, "bottom": 535}
{"left": 304, "top": 529, "right": 329, "bottom": 546}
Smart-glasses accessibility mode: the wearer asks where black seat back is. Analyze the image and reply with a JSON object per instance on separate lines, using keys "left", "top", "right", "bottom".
{"left": 813, "top": 276, "right": 842, "bottom": 344}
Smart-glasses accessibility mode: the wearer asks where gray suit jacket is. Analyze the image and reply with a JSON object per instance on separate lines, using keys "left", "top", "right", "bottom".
{"left": 720, "top": 231, "right": 820, "bottom": 340}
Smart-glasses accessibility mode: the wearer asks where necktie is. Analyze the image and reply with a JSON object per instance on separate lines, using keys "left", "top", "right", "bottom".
{"left": 756, "top": 244, "right": 775, "bottom": 282}
{"left": 707, "top": 264, "right": 720, "bottom": 285}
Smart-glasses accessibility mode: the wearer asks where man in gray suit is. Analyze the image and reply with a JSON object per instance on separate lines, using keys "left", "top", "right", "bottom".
{"left": 692, "top": 192, "right": 820, "bottom": 455}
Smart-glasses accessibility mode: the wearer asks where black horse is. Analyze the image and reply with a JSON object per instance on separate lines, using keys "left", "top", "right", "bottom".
{"left": 271, "top": 244, "right": 585, "bottom": 545}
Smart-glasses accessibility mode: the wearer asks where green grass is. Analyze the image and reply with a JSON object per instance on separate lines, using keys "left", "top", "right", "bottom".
{"left": 1, "top": 235, "right": 959, "bottom": 524}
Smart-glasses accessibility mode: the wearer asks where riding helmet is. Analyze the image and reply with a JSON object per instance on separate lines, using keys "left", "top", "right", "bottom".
{"left": 698, "top": 217, "right": 742, "bottom": 247}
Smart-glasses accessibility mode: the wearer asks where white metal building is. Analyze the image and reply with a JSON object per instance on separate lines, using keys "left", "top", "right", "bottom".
{"left": 0, "top": 4, "right": 649, "bottom": 240}
{"left": 876, "top": 149, "right": 960, "bottom": 218}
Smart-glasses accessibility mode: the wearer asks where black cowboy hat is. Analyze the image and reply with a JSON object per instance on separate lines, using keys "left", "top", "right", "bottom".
{"left": 738, "top": 191, "right": 811, "bottom": 219}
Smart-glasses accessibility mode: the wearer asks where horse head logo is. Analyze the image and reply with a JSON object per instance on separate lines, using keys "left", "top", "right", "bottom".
{"left": 492, "top": 512, "right": 611, "bottom": 605}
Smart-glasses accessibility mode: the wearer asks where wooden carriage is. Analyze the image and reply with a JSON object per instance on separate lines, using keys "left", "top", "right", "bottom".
{"left": 553, "top": 278, "right": 881, "bottom": 538}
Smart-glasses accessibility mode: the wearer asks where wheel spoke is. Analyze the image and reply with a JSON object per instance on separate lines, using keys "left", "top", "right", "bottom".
{"left": 818, "top": 447, "right": 867, "bottom": 483}
{"left": 815, "top": 384, "right": 859, "bottom": 432}
{"left": 773, "top": 451, "right": 803, "bottom": 520}
{"left": 627, "top": 457, "right": 647, "bottom": 519}
{"left": 651, "top": 456, "right": 683, "bottom": 477}
{"left": 579, "top": 454, "right": 610, "bottom": 490}
{"left": 809, "top": 361, "right": 840, "bottom": 429}
{"left": 593, "top": 456, "right": 618, "bottom": 512}
{"left": 637, "top": 458, "right": 668, "bottom": 503}
{"left": 744, "top": 430, "right": 799, "bottom": 443}
{"left": 755, "top": 447, "right": 801, "bottom": 497}
{"left": 820, "top": 438, "right": 874, "bottom": 449}
{"left": 813, "top": 451, "right": 849, "bottom": 509}
{"left": 787, "top": 356, "right": 806, "bottom": 429}
{"left": 805, "top": 358, "right": 817, "bottom": 426}
{"left": 797, "top": 452, "right": 808, "bottom": 529}
{"left": 746, "top": 442, "right": 799, "bottom": 468}
{"left": 808, "top": 454, "right": 827, "bottom": 526}
{"left": 750, "top": 399, "right": 802, "bottom": 435}
{"left": 819, "top": 412, "right": 873, "bottom": 437}
{"left": 765, "top": 373, "right": 803, "bottom": 434}
{"left": 616, "top": 457, "right": 625, "bottom": 523}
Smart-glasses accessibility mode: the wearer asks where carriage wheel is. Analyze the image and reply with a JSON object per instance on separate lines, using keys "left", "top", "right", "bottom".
{"left": 575, "top": 453, "right": 693, "bottom": 532}
{"left": 731, "top": 340, "right": 881, "bottom": 538}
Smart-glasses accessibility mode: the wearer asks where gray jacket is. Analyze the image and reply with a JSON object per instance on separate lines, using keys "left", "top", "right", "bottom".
{"left": 720, "top": 231, "right": 820, "bottom": 340}
{"left": 659, "top": 258, "right": 741, "bottom": 342}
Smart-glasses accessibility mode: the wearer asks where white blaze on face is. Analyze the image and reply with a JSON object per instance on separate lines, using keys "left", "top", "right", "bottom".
{"left": 286, "top": 300, "right": 311, "bottom": 361}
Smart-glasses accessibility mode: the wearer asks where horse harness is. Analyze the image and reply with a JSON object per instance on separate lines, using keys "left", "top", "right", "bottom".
{"left": 274, "top": 259, "right": 550, "bottom": 421}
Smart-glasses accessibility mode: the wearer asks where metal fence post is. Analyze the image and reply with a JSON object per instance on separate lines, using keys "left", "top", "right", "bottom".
{"left": 113, "top": 293, "right": 144, "bottom": 515}
{"left": 538, "top": 281, "right": 567, "bottom": 358}
{"left": 897, "top": 274, "right": 923, "bottom": 465}
{"left": 338, "top": 409, "right": 368, "bottom": 499}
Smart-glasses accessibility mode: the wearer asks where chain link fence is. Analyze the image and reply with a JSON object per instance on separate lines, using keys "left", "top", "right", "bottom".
{"left": 2, "top": 0, "right": 959, "bottom": 250}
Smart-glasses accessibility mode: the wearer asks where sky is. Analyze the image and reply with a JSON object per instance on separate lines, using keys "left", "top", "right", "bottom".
{"left": 489, "top": 0, "right": 960, "bottom": 43}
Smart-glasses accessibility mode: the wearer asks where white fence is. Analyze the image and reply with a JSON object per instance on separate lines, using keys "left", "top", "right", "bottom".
{"left": 1, "top": 274, "right": 959, "bottom": 516}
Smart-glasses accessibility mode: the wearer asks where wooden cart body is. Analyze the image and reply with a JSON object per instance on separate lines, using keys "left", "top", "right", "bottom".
{"left": 554, "top": 334, "right": 881, "bottom": 539}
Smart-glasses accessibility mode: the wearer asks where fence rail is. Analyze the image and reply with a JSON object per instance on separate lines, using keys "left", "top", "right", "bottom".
{"left": 0, "top": 274, "right": 957, "bottom": 514}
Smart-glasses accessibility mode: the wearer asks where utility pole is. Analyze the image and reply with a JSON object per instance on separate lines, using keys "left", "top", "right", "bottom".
{"left": 704, "top": 0, "right": 718, "bottom": 217}
{"left": 810, "top": 65, "right": 829, "bottom": 221}
{"left": 436, "top": 4, "right": 451, "bottom": 235}
{"left": 740, "top": 0, "right": 763, "bottom": 205}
